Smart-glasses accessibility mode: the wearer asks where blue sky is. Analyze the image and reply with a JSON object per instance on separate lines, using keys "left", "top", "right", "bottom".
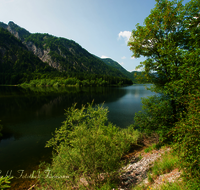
{"left": 0, "top": 0, "right": 191, "bottom": 72}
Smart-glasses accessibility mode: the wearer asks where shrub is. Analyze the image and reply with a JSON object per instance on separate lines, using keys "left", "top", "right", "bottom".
{"left": 64, "top": 78, "right": 77, "bottom": 85}
{"left": 37, "top": 103, "right": 140, "bottom": 189}
{"left": 144, "top": 143, "right": 158, "bottom": 153}
{"left": 172, "top": 94, "right": 200, "bottom": 179}
{"left": 134, "top": 95, "right": 174, "bottom": 141}
{"left": 0, "top": 176, "right": 13, "bottom": 189}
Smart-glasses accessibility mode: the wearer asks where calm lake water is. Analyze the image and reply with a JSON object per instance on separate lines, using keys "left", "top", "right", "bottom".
{"left": 0, "top": 84, "right": 155, "bottom": 180}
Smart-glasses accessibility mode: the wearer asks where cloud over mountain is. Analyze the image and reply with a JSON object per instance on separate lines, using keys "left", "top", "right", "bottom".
{"left": 101, "top": 55, "right": 110, "bottom": 59}
{"left": 118, "top": 31, "right": 131, "bottom": 43}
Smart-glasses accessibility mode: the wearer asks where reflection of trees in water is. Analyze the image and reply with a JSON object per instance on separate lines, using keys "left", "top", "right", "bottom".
{"left": 35, "top": 87, "right": 127, "bottom": 117}
{"left": 0, "top": 86, "right": 127, "bottom": 122}
{"left": 0, "top": 86, "right": 127, "bottom": 141}
{"left": 0, "top": 86, "right": 130, "bottom": 178}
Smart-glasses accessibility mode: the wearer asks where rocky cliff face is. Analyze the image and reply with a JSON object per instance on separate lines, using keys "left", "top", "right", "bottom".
{"left": 0, "top": 21, "right": 72, "bottom": 71}
{"left": 0, "top": 21, "right": 128, "bottom": 77}
{"left": 7, "top": 24, "right": 21, "bottom": 40}
{"left": 24, "top": 41, "right": 62, "bottom": 70}
{"left": 3, "top": 21, "right": 30, "bottom": 41}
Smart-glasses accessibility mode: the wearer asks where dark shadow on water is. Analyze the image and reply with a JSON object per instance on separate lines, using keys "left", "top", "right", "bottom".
{"left": 0, "top": 84, "right": 156, "bottom": 188}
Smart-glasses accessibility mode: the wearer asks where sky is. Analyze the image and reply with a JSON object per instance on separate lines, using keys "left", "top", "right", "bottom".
{"left": 0, "top": 0, "right": 191, "bottom": 72}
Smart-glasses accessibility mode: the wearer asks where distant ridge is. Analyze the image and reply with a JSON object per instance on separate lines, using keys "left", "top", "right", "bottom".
{"left": 0, "top": 21, "right": 128, "bottom": 78}
{"left": 100, "top": 58, "right": 137, "bottom": 81}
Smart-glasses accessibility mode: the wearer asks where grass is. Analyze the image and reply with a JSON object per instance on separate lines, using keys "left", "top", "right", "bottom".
{"left": 144, "top": 143, "right": 158, "bottom": 153}
{"left": 154, "top": 179, "right": 200, "bottom": 190}
{"left": 150, "top": 151, "right": 179, "bottom": 179}
{"left": 133, "top": 147, "right": 180, "bottom": 190}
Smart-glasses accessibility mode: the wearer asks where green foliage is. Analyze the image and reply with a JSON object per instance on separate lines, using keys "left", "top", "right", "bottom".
{"left": 7, "top": 21, "right": 30, "bottom": 40}
{"left": 128, "top": 0, "right": 200, "bottom": 117}
{"left": 134, "top": 95, "right": 174, "bottom": 140}
{"left": 20, "top": 75, "right": 133, "bottom": 87}
{"left": 0, "top": 24, "right": 133, "bottom": 85}
{"left": 172, "top": 93, "right": 200, "bottom": 179}
{"left": 154, "top": 179, "right": 200, "bottom": 190}
{"left": 129, "top": 0, "right": 200, "bottom": 183}
{"left": 0, "top": 176, "right": 13, "bottom": 190}
{"left": 101, "top": 58, "right": 138, "bottom": 82}
{"left": 0, "top": 28, "right": 57, "bottom": 84}
{"left": 144, "top": 143, "right": 158, "bottom": 153}
{"left": 25, "top": 33, "right": 129, "bottom": 78}
{"left": 151, "top": 151, "right": 179, "bottom": 178}
{"left": 147, "top": 172, "right": 154, "bottom": 184}
{"left": 134, "top": 179, "right": 200, "bottom": 190}
{"left": 133, "top": 150, "right": 180, "bottom": 190}
{"left": 37, "top": 103, "right": 140, "bottom": 189}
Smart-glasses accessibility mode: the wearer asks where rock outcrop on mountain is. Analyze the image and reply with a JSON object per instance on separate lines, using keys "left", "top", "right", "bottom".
{"left": 0, "top": 21, "right": 128, "bottom": 77}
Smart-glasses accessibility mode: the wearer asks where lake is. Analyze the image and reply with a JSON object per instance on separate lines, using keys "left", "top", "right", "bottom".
{"left": 0, "top": 84, "right": 155, "bottom": 187}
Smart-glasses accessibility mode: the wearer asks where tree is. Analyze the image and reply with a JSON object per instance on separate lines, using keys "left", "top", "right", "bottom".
{"left": 128, "top": 0, "right": 200, "bottom": 123}
{"left": 129, "top": 0, "right": 200, "bottom": 180}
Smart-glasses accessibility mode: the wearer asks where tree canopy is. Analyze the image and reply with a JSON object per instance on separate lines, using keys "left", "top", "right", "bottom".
{"left": 128, "top": 0, "right": 200, "bottom": 117}
{"left": 129, "top": 0, "right": 200, "bottom": 180}
{"left": 129, "top": 0, "right": 199, "bottom": 88}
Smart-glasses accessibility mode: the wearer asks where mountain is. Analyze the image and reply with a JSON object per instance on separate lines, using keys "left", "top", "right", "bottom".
{"left": 0, "top": 21, "right": 127, "bottom": 79}
{"left": 100, "top": 58, "right": 136, "bottom": 81}
{"left": 0, "top": 21, "right": 30, "bottom": 41}
{"left": 99, "top": 57, "right": 151, "bottom": 83}
{"left": 0, "top": 27, "right": 57, "bottom": 84}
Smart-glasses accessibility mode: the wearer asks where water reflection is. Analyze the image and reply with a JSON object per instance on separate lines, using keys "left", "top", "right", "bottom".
{"left": 0, "top": 84, "right": 155, "bottom": 177}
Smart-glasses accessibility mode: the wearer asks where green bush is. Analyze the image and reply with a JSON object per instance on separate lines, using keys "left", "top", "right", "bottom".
{"left": 134, "top": 95, "right": 174, "bottom": 141}
{"left": 64, "top": 78, "right": 77, "bottom": 85}
{"left": 172, "top": 94, "right": 200, "bottom": 180}
{"left": 0, "top": 176, "right": 13, "bottom": 189}
{"left": 37, "top": 103, "right": 140, "bottom": 189}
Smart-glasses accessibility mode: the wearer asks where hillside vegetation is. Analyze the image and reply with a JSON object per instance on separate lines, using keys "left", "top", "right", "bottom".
{"left": 1, "top": 0, "right": 199, "bottom": 189}
{"left": 0, "top": 28, "right": 57, "bottom": 84}
{"left": 34, "top": 0, "right": 199, "bottom": 189}
{"left": 128, "top": 0, "right": 200, "bottom": 188}
{"left": 0, "top": 21, "right": 135, "bottom": 86}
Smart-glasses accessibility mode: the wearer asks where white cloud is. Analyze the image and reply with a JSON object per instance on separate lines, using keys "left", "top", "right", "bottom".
{"left": 118, "top": 31, "right": 132, "bottom": 43}
{"left": 130, "top": 56, "right": 135, "bottom": 60}
{"left": 135, "top": 68, "right": 142, "bottom": 71}
{"left": 119, "top": 62, "right": 124, "bottom": 65}
{"left": 128, "top": 68, "right": 142, "bottom": 72}
{"left": 101, "top": 55, "right": 110, "bottom": 59}
{"left": 121, "top": 56, "right": 126, "bottom": 59}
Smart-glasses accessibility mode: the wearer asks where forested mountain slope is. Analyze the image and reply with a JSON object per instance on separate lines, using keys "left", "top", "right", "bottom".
{"left": 0, "top": 21, "right": 127, "bottom": 79}
{"left": 100, "top": 58, "right": 135, "bottom": 80}
{"left": 0, "top": 28, "right": 57, "bottom": 84}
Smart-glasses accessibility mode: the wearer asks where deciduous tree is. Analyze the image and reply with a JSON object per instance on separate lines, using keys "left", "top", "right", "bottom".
{"left": 128, "top": 0, "right": 200, "bottom": 122}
